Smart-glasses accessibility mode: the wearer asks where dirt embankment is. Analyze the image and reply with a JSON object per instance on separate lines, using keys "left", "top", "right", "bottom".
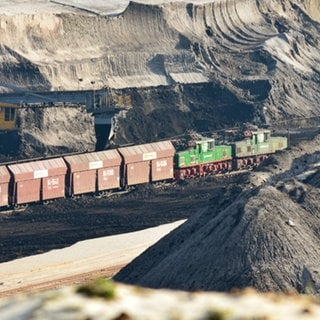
{"left": 115, "top": 134, "right": 320, "bottom": 294}
{"left": 18, "top": 105, "right": 96, "bottom": 157}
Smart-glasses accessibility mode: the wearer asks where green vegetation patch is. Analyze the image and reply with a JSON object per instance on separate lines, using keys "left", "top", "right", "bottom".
{"left": 76, "top": 278, "right": 116, "bottom": 300}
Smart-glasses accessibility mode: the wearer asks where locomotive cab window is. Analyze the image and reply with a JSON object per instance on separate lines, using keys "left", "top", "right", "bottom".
{"left": 208, "top": 141, "right": 214, "bottom": 151}
{"left": 201, "top": 142, "right": 208, "bottom": 152}
{"left": 199, "top": 140, "right": 214, "bottom": 152}
{"left": 257, "top": 133, "right": 264, "bottom": 143}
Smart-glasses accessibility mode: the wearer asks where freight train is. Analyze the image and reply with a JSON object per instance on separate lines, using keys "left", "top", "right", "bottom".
{"left": 0, "top": 128, "right": 287, "bottom": 210}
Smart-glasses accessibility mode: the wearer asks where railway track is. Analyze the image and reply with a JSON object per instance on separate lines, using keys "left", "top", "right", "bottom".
{"left": 0, "top": 125, "right": 317, "bottom": 216}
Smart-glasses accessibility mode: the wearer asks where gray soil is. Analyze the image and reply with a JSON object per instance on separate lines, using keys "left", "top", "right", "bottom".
{"left": 0, "top": 0, "right": 319, "bottom": 294}
{"left": 115, "top": 132, "right": 320, "bottom": 293}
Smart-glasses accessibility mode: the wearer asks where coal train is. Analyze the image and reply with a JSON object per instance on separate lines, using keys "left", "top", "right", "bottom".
{"left": 0, "top": 128, "right": 287, "bottom": 210}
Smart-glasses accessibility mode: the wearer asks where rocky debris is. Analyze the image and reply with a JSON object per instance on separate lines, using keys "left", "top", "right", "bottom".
{"left": 249, "top": 134, "right": 320, "bottom": 187}
{"left": 115, "top": 134, "right": 320, "bottom": 293}
{"left": 16, "top": 104, "right": 96, "bottom": 158}
{"left": 0, "top": 103, "right": 96, "bottom": 160}
{"left": 1, "top": 280, "right": 320, "bottom": 320}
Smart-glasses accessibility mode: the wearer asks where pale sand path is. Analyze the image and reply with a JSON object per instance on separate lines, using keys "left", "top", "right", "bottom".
{"left": 0, "top": 220, "right": 186, "bottom": 297}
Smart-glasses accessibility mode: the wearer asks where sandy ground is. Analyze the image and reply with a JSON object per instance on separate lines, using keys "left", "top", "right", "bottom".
{"left": 1, "top": 0, "right": 215, "bottom": 15}
{"left": 0, "top": 220, "right": 185, "bottom": 298}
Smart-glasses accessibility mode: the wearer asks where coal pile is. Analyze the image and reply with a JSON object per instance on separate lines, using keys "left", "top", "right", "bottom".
{"left": 115, "top": 135, "right": 320, "bottom": 293}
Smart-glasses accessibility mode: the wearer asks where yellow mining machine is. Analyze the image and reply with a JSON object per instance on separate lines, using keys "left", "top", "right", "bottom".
{"left": 0, "top": 102, "right": 21, "bottom": 131}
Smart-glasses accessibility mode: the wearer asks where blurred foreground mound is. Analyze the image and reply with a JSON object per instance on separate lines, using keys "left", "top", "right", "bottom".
{"left": 1, "top": 279, "right": 320, "bottom": 320}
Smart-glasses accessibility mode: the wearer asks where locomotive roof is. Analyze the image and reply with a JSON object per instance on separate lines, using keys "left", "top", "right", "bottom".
{"left": 251, "top": 129, "right": 271, "bottom": 134}
{"left": 194, "top": 137, "right": 215, "bottom": 144}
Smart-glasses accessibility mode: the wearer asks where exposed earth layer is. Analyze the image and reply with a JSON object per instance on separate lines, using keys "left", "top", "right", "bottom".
{"left": 0, "top": 0, "right": 319, "bottom": 154}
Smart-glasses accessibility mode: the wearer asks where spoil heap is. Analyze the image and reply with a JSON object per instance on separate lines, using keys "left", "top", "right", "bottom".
{"left": 115, "top": 134, "right": 320, "bottom": 293}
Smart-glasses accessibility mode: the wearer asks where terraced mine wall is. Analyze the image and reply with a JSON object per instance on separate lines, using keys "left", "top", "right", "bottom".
{"left": 0, "top": 0, "right": 319, "bottom": 152}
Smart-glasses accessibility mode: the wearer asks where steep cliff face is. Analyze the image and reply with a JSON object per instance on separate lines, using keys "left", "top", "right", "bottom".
{"left": 0, "top": 0, "right": 319, "bottom": 148}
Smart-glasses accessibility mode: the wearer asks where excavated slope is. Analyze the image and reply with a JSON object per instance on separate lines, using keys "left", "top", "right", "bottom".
{"left": 115, "top": 135, "right": 320, "bottom": 293}
{"left": 0, "top": 0, "right": 319, "bottom": 127}
{"left": 17, "top": 105, "right": 96, "bottom": 157}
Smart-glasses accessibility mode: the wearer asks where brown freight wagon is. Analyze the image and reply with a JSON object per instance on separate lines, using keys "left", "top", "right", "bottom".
{"left": 7, "top": 158, "right": 67, "bottom": 205}
{"left": 118, "top": 140, "right": 175, "bottom": 186}
{"left": 0, "top": 165, "right": 11, "bottom": 207}
{"left": 64, "top": 150, "right": 122, "bottom": 196}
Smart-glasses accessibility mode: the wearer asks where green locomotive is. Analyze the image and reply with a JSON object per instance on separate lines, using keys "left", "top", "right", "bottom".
{"left": 231, "top": 129, "right": 288, "bottom": 169}
{"left": 174, "top": 138, "right": 232, "bottom": 179}
{"left": 174, "top": 129, "right": 288, "bottom": 179}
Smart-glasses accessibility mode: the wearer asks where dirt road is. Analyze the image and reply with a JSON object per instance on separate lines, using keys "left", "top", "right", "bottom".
{"left": 0, "top": 220, "right": 185, "bottom": 298}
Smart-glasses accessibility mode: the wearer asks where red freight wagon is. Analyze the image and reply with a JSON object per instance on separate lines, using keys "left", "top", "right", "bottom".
{"left": 64, "top": 149, "right": 122, "bottom": 196}
{"left": 0, "top": 165, "right": 10, "bottom": 207}
{"left": 118, "top": 140, "right": 175, "bottom": 186}
{"left": 7, "top": 158, "right": 67, "bottom": 205}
